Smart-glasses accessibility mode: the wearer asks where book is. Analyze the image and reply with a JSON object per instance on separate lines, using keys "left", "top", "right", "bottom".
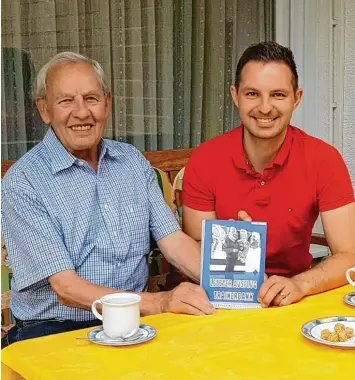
{"left": 200, "top": 220, "right": 267, "bottom": 309}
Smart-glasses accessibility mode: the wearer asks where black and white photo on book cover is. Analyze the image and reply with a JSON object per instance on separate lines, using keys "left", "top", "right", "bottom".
{"left": 210, "top": 224, "right": 261, "bottom": 274}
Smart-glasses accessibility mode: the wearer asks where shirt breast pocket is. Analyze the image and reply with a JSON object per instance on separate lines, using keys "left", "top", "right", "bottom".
{"left": 279, "top": 204, "right": 313, "bottom": 250}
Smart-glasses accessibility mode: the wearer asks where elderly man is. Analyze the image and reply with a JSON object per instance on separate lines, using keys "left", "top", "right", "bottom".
{"left": 1, "top": 52, "right": 214, "bottom": 347}
{"left": 182, "top": 41, "right": 355, "bottom": 308}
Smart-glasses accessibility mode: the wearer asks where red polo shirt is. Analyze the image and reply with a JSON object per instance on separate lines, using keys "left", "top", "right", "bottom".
{"left": 183, "top": 125, "right": 354, "bottom": 277}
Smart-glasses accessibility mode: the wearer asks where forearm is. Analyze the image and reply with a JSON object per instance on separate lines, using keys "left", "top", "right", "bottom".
{"left": 51, "top": 272, "right": 165, "bottom": 316}
{"left": 167, "top": 234, "right": 201, "bottom": 282}
{"left": 158, "top": 230, "right": 201, "bottom": 282}
{"left": 292, "top": 251, "right": 355, "bottom": 296}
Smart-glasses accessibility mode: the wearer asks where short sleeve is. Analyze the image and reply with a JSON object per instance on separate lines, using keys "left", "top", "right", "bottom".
{"left": 133, "top": 148, "right": 181, "bottom": 242}
{"left": 182, "top": 148, "right": 215, "bottom": 211}
{"left": 1, "top": 182, "right": 75, "bottom": 291}
{"left": 317, "top": 145, "right": 355, "bottom": 212}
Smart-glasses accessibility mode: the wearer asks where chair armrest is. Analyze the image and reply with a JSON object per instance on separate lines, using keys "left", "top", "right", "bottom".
{"left": 311, "top": 233, "right": 328, "bottom": 247}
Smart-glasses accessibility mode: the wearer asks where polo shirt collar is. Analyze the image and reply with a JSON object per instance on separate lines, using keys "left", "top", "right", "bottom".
{"left": 232, "top": 126, "right": 249, "bottom": 170}
{"left": 232, "top": 125, "right": 293, "bottom": 171}
{"left": 272, "top": 126, "right": 293, "bottom": 167}
{"left": 43, "top": 128, "right": 118, "bottom": 174}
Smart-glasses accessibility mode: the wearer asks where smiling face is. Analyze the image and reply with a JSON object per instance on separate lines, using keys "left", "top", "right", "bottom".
{"left": 239, "top": 229, "right": 248, "bottom": 241}
{"left": 36, "top": 61, "right": 111, "bottom": 160}
{"left": 228, "top": 227, "right": 238, "bottom": 241}
{"left": 250, "top": 232, "right": 260, "bottom": 249}
{"left": 231, "top": 61, "right": 303, "bottom": 141}
{"left": 237, "top": 240, "right": 246, "bottom": 251}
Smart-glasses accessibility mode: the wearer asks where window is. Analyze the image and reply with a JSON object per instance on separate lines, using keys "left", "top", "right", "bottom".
{"left": 1, "top": 0, "right": 274, "bottom": 159}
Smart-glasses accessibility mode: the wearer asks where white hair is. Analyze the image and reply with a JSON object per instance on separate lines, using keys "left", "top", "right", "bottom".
{"left": 35, "top": 52, "right": 110, "bottom": 99}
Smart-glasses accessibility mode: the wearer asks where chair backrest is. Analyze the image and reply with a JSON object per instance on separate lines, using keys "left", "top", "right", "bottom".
{"left": 142, "top": 148, "right": 192, "bottom": 183}
{"left": 172, "top": 167, "right": 185, "bottom": 224}
{"left": 153, "top": 167, "right": 177, "bottom": 217}
{"left": 1, "top": 236, "right": 14, "bottom": 332}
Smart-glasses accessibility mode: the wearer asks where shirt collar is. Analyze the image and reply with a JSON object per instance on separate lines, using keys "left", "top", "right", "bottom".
{"left": 232, "top": 125, "right": 293, "bottom": 171}
{"left": 43, "top": 128, "right": 77, "bottom": 174}
{"left": 102, "top": 141, "right": 124, "bottom": 159}
{"left": 43, "top": 128, "right": 121, "bottom": 174}
{"left": 269, "top": 125, "right": 293, "bottom": 167}
{"left": 232, "top": 126, "right": 249, "bottom": 170}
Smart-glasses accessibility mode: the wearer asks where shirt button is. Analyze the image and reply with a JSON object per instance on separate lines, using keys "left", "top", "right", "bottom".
{"left": 261, "top": 181, "right": 265, "bottom": 186}
{"left": 104, "top": 204, "right": 109, "bottom": 210}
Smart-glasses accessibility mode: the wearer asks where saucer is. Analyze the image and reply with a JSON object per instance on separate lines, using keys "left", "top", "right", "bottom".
{"left": 87, "top": 324, "right": 156, "bottom": 346}
{"left": 301, "top": 316, "right": 355, "bottom": 349}
{"left": 344, "top": 292, "right": 355, "bottom": 307}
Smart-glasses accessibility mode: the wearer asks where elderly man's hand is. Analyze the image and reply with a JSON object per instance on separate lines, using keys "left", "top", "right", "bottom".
{"left": 258, "top": 275, "right": 306, "bottom": 307}
{"left": 161, "top": 282, "right": 215, "bottom": 315}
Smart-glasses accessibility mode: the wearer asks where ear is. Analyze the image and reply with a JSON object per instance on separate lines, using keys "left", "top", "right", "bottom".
{"left": 293, "top": 88, "right": 303, "bottom": 110}
{"left": 104, "top": 92, "right": 112, "bottom": 119}
{"left": 36, "top": 98, "right": 51, "bottom": 125}
{"left": 230, "top": 85, "right": 239, "bottom": 108}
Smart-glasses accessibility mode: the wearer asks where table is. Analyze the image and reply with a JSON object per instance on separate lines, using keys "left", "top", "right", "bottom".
{"left": 2, "top": 285, "right": 355, "bottom": 380}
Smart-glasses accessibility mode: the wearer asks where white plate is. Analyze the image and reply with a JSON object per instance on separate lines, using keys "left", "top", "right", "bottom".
{"left": 301, "top": 316, "right": 355, "bottom": 349}
{"left": 344, "top": 292, "right": 355, "bottom": 307}
{"left": 87, "top": 324, "right": 156, "bottom": 346}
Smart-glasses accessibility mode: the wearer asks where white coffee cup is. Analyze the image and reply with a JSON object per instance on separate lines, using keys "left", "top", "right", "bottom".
{"left": 346, "top": 267, "right": 355, "bottom": 286}
{"left": 92, "top": 293, "right": 141, "bottom": 339}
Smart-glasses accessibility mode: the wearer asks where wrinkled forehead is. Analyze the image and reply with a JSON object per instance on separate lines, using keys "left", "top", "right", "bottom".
{"left": 46, "top": 61, "right": 102, "bottom": 94}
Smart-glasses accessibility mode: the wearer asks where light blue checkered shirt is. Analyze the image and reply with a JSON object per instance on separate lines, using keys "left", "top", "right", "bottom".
{"left": 1, "top": 128, "right": 180, "bottom": 321}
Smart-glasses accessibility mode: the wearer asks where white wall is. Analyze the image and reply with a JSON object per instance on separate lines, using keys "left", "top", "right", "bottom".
{"left": 276, "top": 0, "right": 343, "bottom": 147}
{"left": 275, "top": 0, "right": 355, "bottom": 250}
{"left": 276, "top": 0, "right": 354, "bottom": 186}
{"left": 343, "top": 0, "right": 355, "bottom": 189}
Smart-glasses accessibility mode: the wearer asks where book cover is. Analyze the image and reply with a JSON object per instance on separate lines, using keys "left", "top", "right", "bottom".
{"left": 200, "top": 220, "right": 267, "bottom": 309}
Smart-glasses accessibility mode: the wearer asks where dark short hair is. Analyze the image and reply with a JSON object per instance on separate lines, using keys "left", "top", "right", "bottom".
{"left": 235, "top": 41, "right": 298, "bottom": 90}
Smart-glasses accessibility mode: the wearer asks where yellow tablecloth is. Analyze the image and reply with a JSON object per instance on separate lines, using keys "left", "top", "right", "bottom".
{"left": 2, "top": 285, "right": 355, "bottom": 380}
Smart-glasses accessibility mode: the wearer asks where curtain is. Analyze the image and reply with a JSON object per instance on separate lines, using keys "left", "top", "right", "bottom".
{"left": 1, "top": 0, "right": 274, "bottom": 159}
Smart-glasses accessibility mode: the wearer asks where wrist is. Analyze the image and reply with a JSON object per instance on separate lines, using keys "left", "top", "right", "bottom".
{"left": 138, "top": 291, "right": 166, "bottom": 316}
{"left": 292, "top": 276, "right": 310, "bottom": 297}
{"left": 158, "top": 291, "right": 170, "bottom": 314}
